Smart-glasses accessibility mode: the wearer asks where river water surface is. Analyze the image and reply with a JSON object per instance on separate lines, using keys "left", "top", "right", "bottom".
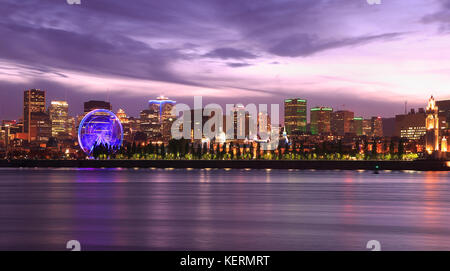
{"left": 1, "top": 168, "right": 449, "bottom": 250}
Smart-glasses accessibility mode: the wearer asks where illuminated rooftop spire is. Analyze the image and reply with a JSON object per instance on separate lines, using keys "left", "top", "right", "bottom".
{"left": 426, "top": 95, "right": 437, "bottom": 112}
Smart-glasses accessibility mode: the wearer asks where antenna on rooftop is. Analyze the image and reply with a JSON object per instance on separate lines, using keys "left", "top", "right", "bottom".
{"left": 404, "top": 101, "right": 407, "bottom": 114}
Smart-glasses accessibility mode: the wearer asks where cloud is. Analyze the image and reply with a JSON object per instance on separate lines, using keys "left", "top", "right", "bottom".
{"left": 268, "top": 32, "right": 404, "bottom": 57}
{"left": 421, "top": 0, "right": 450, "bottom": 32}
{"left": 226, "top": 62, "right": 252, "bottom": 68}
{"left": 204, "top": 48, "right": 257, "bottom": 60}
{"left": 0, "top": 21, "right": 197, "bottom": 85}
{"left": 0, "top": 0, "right": 443, "bottom": 120}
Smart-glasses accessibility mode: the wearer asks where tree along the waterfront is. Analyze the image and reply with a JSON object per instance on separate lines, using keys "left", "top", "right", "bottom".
{"left": 89, "top": 138, "right": 420, "bottom": 161}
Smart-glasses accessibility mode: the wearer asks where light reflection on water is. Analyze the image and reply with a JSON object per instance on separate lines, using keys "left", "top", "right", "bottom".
{"left": 0, "top": 168, "right": 450, "bottom": 250}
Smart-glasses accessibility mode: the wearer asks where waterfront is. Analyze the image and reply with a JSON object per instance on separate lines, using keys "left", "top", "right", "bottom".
{"left": 1, "top": 168, "right": 450, "bottom": 250}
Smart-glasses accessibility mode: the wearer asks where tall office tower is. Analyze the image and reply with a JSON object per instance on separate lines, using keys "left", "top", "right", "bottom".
{"left": 181, "top": 109, "right": 219, "bottom": 141}
{"left": 2, "top": 122, "right": 11, "bottom": 151}
{"left": 148, "top": 96, "right": 176, "bottom": 123}
{"left": 84, "top": 100, "right": 112, "bottom": 113}
{"left": 148, "top": 96, "right": 176, "bottom": 143}
{"left": 362, "top": 119, "right": 372, "bottom": 136}
{"left": 23, "top": 89, "right": 46, "bottom": 141}
{"left": 284, "top": 98, "right": 307, "bottom": 135}
{"left": 436, "top": 100, "right": 450, "bottom": 129}
{"left": 310, "top": 107, "right": 332, "bottom": 135}
{"left": 425, "top": 96, "right": 440, "bottom": 153}
{"left": 257, "top": 111, "right": 271, "bottom": 137}
{"left": 49, "top": 101, "right": 69, "bottom": 138}
{"left": 394, "top": 108, "right": 427, "bottom": 140}
{"left": 140, "top": 108, "right": 160, "bottom": 141}
{"left": 352, "top": 117, "right": 363, "bottom": 136}
{"left": 2, "top": 121, "right": 21, "bottom": 143}
{"left": 371, "top": 116, "right": 383, "bottom": 137}
{"left": 116, "top": 109, "right": 128, "bottom": 124}
{"left": 230, "top": 105, "right": 251, "bottom": 140}
{"left": 128, "top": 117, "right": 140, "bottom": 135}
{"left": 29, "top": 112, "right": 51, "bottom": 142}
{"left": 331, "top": 110, "right": 355, "bottom": 136}
{"left": 116, "top": 109, "right": 132, "bottom": 142}
{"left": 68, "top": 117, "right": 76, "bottom": 138}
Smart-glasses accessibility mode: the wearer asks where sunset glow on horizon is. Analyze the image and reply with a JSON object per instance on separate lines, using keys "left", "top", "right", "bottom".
{"left": 1, "top": 0, "right": 450, "bottom": 119}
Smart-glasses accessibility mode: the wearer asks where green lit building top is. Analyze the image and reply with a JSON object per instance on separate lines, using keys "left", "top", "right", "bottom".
{"left": 284, "top": 98, "right": 307, "bottom": 135}
{"left": 310, "top": 106, "right": 333, "bottom": 135}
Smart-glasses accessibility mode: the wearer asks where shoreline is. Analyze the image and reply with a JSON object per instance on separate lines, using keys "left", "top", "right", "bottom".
{"left": 0, "top": 159, "right": 449, "bottom": 171}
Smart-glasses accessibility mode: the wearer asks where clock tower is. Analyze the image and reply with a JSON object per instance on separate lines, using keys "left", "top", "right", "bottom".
{"left": 425, "top": 96, "right": 440, "bottom": 154}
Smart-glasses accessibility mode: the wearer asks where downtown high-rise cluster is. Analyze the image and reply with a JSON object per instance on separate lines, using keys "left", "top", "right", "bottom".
{"left": 0, "top": 89, "right": 449, "bottom": 160}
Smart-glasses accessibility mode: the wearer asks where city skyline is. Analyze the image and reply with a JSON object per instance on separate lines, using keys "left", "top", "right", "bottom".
{"left": 2, "top": 0, "right": 450, "bottom": 255}
{"left": 1, "top": 0, "right": 450, "bottom": 120}
{"left": 2, "top": 90, "right": 448, "bottom": 126}
{"left": 2, "top": 88, "right": 448, "bottom": 161}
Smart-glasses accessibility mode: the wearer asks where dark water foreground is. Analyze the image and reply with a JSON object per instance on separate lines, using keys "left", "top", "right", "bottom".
{"left": 1, "top": 168, "right": 450, "bottom": 250}
{"left": 0, "top": 159, "right": 449, "bottom": 170}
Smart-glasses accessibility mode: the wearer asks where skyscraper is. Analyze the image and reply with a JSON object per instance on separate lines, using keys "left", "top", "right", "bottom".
{"left": 352, "top": 117, "right": 363, "bottom": 136}
{"left": 230, "top": 105, "right": 249, "bottom": 140}
{"left": 84, "top": 100, "right": 112, "bottom": 113}
{"left": 184, "top": 109, "right": 219, "bottom": 141}
{"left": 394, "top": 109, "right": 426, "bottom": 140}
{"left": 331, "top": 110, "right": 354, "bottom": 136}
{"left": 49, "top": 101, "right": 69, "bottom": 138}
{"left": 23, "top": 89, "right": 46, "bottom": 141}
{"left": 29, "top": 112, "right": 51, "bottom": 143}
{"left": 68, "top": 116, "right": 76, "bottom": 138}
{"left": 140, "top": 108, "right": 160, "bottom": 142}
{"left": 362, "top": 119, "right": 372, "bottom": 136}
{"left": 257, "top": 111, "right": 271, "bottom": 138}
{"left": 148, "top": 96, "right": 176, "bottom": 143}
{"left": 436, "top": 100, "right": 450, "bottom": 130}
{"left": 425, "top": 96, "right": 440, "bottom": 153}
{"left": 148, "top": 96, "right": 176, "bottom": 123}
{"left": 310, "top": 106, "right": 332, "bottom": 135}
{"left": 284, "top": 98, "right": 307, "bottom": 135}
{"left": 117, "top": 109, "right": 132, "bottom": 142}
{"left": 3, "top": 123, "right": 10, "bottom": 152}
{"left": 371, "top": 116, "right": 383, "bottom": 137}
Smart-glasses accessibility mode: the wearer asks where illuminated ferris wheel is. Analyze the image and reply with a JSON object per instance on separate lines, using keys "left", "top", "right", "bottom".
{"left": 78, "top": 109, "right": 123, "bottom": 155}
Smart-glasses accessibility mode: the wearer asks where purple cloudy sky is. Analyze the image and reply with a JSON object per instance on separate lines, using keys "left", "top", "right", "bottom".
{"left": 1, "top": 0, "right": 450, "bottom": 120}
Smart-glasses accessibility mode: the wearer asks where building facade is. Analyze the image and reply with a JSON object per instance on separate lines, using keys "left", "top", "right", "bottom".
{"left": 425, "top": 96, "right": 440, "bottom": 153}
{"left": 29, "top": 112, "right": 51, "bottom": 143}
{"left": 148, "top": 96, "right": 176, "bottom": 143}
{"left": 23, "top": 89, "right": 46, "bottom": 141}
{"left": 395, "top": 108, "right": 426, "bottom": 140}
{"left": 310, "top": 107, "right": 332, "bottom": 135}
{"left": 284, "top": 99, "right": 307, "bottom": 135}
{"left": 371, "top": 117, "right": 383, "bottom": 137}
{"left": 84, "top": 100, "right": 112, "bottom": 113}
{"left": 436, "top": 100, "right": 450, "bottom": 130}
{"left": 116, "top": 109, "right": 132, "bottom": 142}
{"left": 140, "top": 108, "right": 160, "bottom": 142}
{"left": 49, "top": 101, "right": 69, "bottom": 138}
{"left": 331, "top": 110, "right": 354, "bottom": 136}
{"left": 362, "top": 119, "right": 372, "bottom": 136}
{"left": 351, "top": 117, "right": 363, "bottom": 136}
